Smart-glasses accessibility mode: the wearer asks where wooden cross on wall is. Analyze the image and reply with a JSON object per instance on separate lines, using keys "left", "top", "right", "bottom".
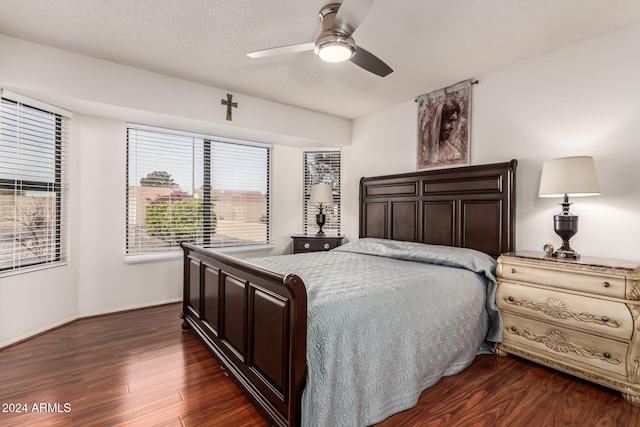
{"left": 221, "top": 94, "right": 237, "bottom": 121}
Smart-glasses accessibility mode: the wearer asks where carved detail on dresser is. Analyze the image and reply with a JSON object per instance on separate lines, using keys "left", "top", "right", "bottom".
{"left": 507, "top": 328, "right": 622, "bottom": 365}
{"left": 628, "top": 280, "right": 640, "bottom": 301}
{"left": 630, "top": 358, "right": 640, "bottom": 384}
{"left": 504, "top": 296, "right": 621, "bottom": 328}
{"left": 623, "top": 393, "right": 640, "bottom": 406}
{"left": 628, "top": 303, "right": 640, "bottom": 331}
{"left": 495, "top": 347, "right": 508, "bottom": 357}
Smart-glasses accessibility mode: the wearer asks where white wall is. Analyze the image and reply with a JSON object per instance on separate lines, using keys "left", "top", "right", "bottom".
{"left": 73, "top": 115, "right": 304, "bottom": 316}
{"left": 0, "top": 35, "right": 342, "bottom": 346}
{"left": 344, "top": 22, "right": 640, "bottom": 261}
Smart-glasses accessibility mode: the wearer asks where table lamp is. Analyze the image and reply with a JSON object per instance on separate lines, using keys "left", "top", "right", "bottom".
{"left": 538, "top": 156, "right": 601, "bottom": 259}
{"left": 309, "top": 183, "right": 334, "bottom": 236}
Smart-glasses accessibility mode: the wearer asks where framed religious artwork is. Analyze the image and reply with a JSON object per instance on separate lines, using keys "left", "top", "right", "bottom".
{"left": 416, "top": 80, "right": 472, "bottom": 170}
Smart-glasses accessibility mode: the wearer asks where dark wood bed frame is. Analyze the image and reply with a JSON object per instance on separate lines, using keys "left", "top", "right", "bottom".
{"left": 181, "top": 159, "right": 517, "bottom": 426}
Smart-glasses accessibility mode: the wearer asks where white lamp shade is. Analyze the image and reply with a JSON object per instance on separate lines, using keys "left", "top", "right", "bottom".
{"left": 309, "top": 183, "right": 334, "bottom": 205}
{"left": 539, "top": 156, "right": 602, "bottom": 197}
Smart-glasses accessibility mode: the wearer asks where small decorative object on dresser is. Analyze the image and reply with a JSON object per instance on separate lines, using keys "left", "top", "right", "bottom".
{"left": 495, "top": 251, "right": 640, "bottom": 405}
{"left": 291, "top": 234, "right": 343, "bottom": 254}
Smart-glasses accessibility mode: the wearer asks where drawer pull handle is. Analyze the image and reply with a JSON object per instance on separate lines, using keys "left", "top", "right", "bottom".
{"left": 602, "top": 281, "right": 611, "bottom": 288}
{"left": 304, "top": 243, "right": 310, "bottom": 249}
{"left": 601, "top": 316, "right": 610, "bottom": 322}
{"left": 323, "top": 243, "right": 330, "bottom": 249}
{"left": 604, "top": 352, "right": 611, "bottom": 359}
{"left": 510, "top": 268, "right": 516, "bottom": 274}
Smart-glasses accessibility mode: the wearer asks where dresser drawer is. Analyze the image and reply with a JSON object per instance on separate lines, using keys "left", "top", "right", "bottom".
{"left": 293, "top": 238, "right": 340, "bottom": 253}
{"left": 501, "top": 312, "right": 629, "bottom": 379}
{"left": 497, "top": 281, "right": 633, "bottom": 340}
{"left": 500, "top": 260, "right": 626, "bottom": 299}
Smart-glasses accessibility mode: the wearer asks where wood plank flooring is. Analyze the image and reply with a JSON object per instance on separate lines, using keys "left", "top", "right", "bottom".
{"left": 1, "top": 303, "right": 639, "bottom": 426}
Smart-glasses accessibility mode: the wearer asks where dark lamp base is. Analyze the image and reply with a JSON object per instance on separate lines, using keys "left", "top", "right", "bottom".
{"left": 552, "top": 248, "right": 579, "bottom": 259}
{"left": 315, "top": 211, "right": 326, "bottom": 237}
{"left": 552, "top": 195, "right": 580, "bottom": 260}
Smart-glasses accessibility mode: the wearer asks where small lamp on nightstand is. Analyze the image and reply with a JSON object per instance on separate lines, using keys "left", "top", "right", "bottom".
{"left": 539, "top": 156, "right": 601, "bottom": 259}
{"left": 309, "top": 183, "right": 334, "bottom": 237}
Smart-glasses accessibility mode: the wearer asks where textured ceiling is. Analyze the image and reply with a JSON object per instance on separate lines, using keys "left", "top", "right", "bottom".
{"left": 1, "top": 0, "right": 640, "bottom": 119}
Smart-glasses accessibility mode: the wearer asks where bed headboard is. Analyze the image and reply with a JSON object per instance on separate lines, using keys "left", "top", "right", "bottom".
{"left": 359, "top": 160, "right": 517, "bottom": 258}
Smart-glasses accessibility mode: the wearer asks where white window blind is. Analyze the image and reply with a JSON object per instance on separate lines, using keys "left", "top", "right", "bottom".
{"left": 126, "top": 125, "right": 271, "bottom": 259}
{"left": 0, "top": 90, "right": 71, "bottom": 274}
{"left": 303, "top": 149, "right": 341, "bottom": 235}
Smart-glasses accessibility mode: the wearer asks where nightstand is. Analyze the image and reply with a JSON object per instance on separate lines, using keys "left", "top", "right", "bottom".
{"left": 291, "top": 234, "right": 343, "bottom": 254}
{"left": 495, "top": 251, "right": 640, "bottom": 405}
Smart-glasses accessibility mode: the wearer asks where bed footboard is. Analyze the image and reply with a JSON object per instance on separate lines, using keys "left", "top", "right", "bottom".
{"left": 180, "top": 243, "right": 307, "bottom": 427}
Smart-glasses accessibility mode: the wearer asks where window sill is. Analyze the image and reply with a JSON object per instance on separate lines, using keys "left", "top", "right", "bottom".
{"left": 0, "top": 261, "right": 68, "bottom": 278}
{"left": 125, "top": 244, "right": 275, "bottom": 264}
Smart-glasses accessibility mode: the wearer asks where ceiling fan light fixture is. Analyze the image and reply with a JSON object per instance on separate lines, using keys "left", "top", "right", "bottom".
{"left": 316, "top": 42, "right": 355, "bottom": 62}
{"left": 246, "top": 1, "right": 392, "bottom": 76}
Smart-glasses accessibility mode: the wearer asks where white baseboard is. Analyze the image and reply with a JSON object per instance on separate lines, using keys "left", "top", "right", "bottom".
{"left": 0, "top": 298, "right": 182, "bottom": 349}
{"left": 1, "top": 314, "right": 79, "bottom": 349}
{"left": 79, "top": 298, "right": 182, "bottom": 318}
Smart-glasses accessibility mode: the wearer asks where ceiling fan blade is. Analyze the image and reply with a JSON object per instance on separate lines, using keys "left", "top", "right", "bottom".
{"left": 246, "top": 42, "right": 315, "bottom": 59}
{"left": 350, "top": 46, "right": 393, "bottom": 77}
{"left": 333, "top": 0, "right": 375, "bottom": 34}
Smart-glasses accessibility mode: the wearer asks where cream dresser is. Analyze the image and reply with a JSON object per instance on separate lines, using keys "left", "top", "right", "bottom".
{"left": 495, "top": 251, "right": 640, "bottom": 405}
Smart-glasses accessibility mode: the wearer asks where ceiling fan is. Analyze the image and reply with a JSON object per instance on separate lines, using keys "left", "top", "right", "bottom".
{"left": 246, "top": 0, "right": 393, "bottom": 77}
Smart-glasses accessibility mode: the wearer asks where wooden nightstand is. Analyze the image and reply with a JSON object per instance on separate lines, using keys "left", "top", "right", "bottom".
{"left": 291, "top": 234, "right": 343, "bottom": 254}
{"left": 495, "top": 251, "right": 640, "bottom": 405}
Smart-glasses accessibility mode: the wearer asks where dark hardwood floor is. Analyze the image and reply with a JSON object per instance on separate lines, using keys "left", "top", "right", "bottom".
{"left": 1, "top": 303, "right": 638, "bottom": 427}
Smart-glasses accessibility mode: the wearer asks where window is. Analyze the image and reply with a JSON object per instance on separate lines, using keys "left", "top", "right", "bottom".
{"left": 0, "top": 90, "right": 71, "bottom": 274}
{"left": 303, "top": 149, "right": 341, "bottom": 235}
{"left": 126, "top": 125, "right": 271, "bottom": 259}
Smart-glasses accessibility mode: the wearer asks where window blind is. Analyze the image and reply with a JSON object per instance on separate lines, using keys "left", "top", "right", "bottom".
{"left": 126, "top": 125, "right": 271, "bottom": 259}
{"left": 0, "top": 90, "right": 71, "bottom": 274}
{"left": 303, "top": 149, "right": 341, "bottom": 235}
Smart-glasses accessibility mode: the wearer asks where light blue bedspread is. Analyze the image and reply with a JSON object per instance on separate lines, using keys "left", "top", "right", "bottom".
{"left": 248, "top": 238, "right": 501, "bottom": 427}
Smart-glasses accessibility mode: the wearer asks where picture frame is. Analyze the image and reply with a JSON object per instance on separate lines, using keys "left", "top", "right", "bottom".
{"left": 416, "top": 80, "right": 472, "bottom": 170}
